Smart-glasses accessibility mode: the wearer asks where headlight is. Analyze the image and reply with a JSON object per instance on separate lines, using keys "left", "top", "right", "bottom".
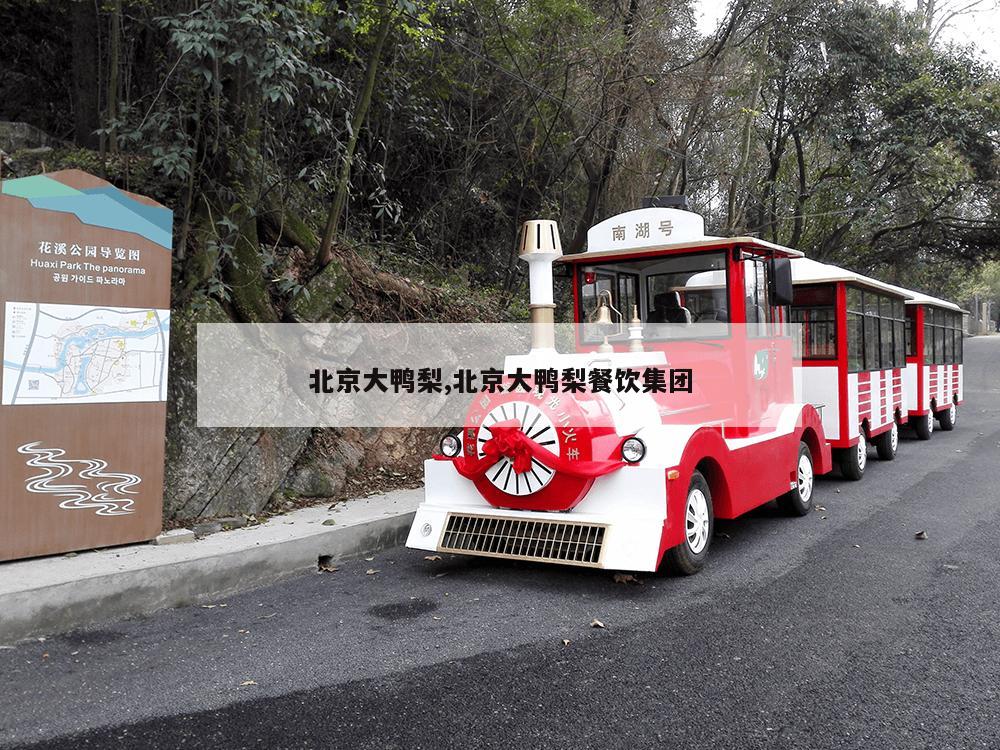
{"left": 440, "top": 434, "right": 461, "bottom": 458}
{"left": 621, "top": 437, "right": 645, "bottom": 464}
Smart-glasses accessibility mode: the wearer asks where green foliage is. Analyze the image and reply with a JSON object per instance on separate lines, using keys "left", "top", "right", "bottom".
{"left": 4, "top": 0, "right": 1000, "bottom": 317}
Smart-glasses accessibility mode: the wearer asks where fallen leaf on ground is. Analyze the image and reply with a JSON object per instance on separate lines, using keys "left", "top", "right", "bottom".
{"left": 424, "top": 555, "right": 442, "bottom": 561}
{"left": 364, "top": 556, "right": 375, "bottom": 561}
{"left": 715, "top": 532, "right": 731, "bottom": 539}
{"left": 201, "top": 604, "right": 217, "bottom": 609}
{"left": 816, "top": 506, "right": 827, "bottom": 511}
{"left": 318, "top": 562, "right": 339, "bottom": 573}
{"left": 562, "top": 639, "right": 571, "bottom": 647}
{"left": 613, "top": 573, "right": 642, "bottom": 585}
{"left": 590, "top": 618, "right": 605, "bottom": 629}
{"left": 853, "top": 544, "right": 861, "bottom": 548}
{"left": 366, "top": 568, "right": 379, "bottom": 575}
{"left": 943, "top": 563, "right": 960, "bottom": 570}
{"left": 915, "top": 530, "right": 929, "bottom": 540}
{"left": 240, "top": 680, "right": 257, "bottom": 687}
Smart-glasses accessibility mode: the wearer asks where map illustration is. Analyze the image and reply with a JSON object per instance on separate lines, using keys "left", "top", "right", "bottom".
{"left": 2, "top": 301, "right": 170, "bottom": 405}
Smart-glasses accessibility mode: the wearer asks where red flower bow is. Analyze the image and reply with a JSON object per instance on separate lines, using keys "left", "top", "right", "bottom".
{"left": 439, "top": 419, "right": 633, "bottom": 481}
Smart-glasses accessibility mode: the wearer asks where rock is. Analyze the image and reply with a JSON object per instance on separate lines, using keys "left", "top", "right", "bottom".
{"left": 288, "top": 260, "right": 354, "bottom": 322}
{"left": 153, "top": 529, "right": 196, "bottom": 545}
{"left": 192, "top": 521, "right": 223, "bottom": 537}
{"left": 163, "top": 299, "right": 311, "bottom": 520}
{"left": 217, "top": 516, "right": 247, "bottom": 530}
{"left": 0, "top": 121, "right": 64, "bottom": 153}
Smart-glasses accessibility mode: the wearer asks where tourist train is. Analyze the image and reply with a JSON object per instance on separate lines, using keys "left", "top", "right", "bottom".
{"left": 406, "top": 206, "right": 964, "bottom": 573}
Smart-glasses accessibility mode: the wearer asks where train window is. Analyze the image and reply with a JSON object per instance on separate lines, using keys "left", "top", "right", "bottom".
{"left": 581, "top": 272, "right": 614, "bottom": 314}
{"left": 880, "top": 316, "right": 894, "bottom": 369}
{"left": 921, "top": 306, "right": 962, "bottom": 365}
{"left": 790, "top": 307, "right": 837, "bottom": 359}
{"left": 845, "top": 286, "right": 906, "bottom": 371}
{"left": 743, "top": 258, "right": 772, "bottom": 337}
{"left": 790, "top": 285, "right": 836, "bottom": 360}
{"left": 579, "top": 252, "right": 729, "bottom": 343}
{"left": 618, "top": 273, "right": 639, "bottom": 320}
{"left": 847, "top": 287, "right": 863, "bottom": 313}
{"left": 848, "top": 312, "right": 864, "bottom": 372}
{"left": 906, "top": 307, "right": 917, "bottom": 357}
{"left": 864, "top": 314, "right": 880, "bottom": 370}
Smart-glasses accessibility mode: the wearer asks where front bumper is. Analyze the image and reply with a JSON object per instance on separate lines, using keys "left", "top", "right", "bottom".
{"left": 406, "top": 459, "right": 668, "bottom": 571}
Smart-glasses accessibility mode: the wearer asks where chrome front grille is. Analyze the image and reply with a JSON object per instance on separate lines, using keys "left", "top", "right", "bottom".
{"left": 440, "top": 514, "right": 606, "bottom": 566}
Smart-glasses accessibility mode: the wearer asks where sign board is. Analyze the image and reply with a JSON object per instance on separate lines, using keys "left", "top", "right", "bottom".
{"left": 0, "top": 170, "right": 172, "bottom": 561}
{"left": 586, "top": 207, "right": 706, "bottom": 253}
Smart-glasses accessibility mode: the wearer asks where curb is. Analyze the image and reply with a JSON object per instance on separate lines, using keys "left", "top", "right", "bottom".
{"left": 0, "top": 489, "right": 421, "bottom": 644}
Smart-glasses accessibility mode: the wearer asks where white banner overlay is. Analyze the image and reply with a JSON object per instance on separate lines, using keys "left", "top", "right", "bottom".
{"left": 196, "top": 323, "right": 806, "bottom": 428}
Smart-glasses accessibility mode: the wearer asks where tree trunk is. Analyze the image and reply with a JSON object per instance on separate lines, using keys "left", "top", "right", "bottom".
{"left": 70, "top": 0, "right": 101, "bottom": 149}
{"left": 107, "top": 0, "right": 122, "bottom": 156}
{"left": 789, "top": 129, "right": 807, "bottom": 248}
{"left": 318, "top": 8, "right": 394, "bottom": 267}
{"left": 564, "top": 0, "right": 640, "bottom": 255}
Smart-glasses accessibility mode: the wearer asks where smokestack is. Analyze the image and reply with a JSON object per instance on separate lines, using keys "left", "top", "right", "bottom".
{"left": 518, "top": 219, "right": 562, "bottom": 351}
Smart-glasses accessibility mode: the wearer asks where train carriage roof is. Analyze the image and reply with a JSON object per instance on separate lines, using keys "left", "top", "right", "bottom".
{"left": 790, "top": 258, "right": 910, "bottom": 299}
{"left": 884, "top": 284, "right": 964, "bottom": 312}
{"left": 791, "top": 257, "right": 963, "bottom": 312}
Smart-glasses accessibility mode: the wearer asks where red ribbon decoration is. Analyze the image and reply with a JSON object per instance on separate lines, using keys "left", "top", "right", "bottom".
{"left": 438, "top": 420, "right": 631, "bottom": 480}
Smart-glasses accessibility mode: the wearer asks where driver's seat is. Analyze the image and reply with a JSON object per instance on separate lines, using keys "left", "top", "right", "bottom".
{"left": 649, "top": 291, "right": 692, "bottom": 324}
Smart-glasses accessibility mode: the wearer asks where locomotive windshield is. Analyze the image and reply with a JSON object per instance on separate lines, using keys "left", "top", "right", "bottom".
{"left": 578, "top": 251, "right": 728, "bottom": 342}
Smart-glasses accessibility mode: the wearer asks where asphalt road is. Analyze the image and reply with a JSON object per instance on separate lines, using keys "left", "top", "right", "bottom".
{"left": 3, "top": 337, "right": 1000, "bottom": 750}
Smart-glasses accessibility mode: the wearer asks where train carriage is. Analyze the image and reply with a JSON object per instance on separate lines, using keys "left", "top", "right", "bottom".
{"left": 407, "top": 207, "right": 832, "bottom": 574}
{"left": 896, "top": 290, "right": 965, "bottom": 439}
{"left": 789, "top": 258, "right": 911, "bottom": 480}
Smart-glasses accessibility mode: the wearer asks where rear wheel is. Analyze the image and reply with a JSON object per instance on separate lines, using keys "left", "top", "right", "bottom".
{"left": 664, "top": 471, "right": 713, "bottom": 576}
{"left": 913, "top": 410, "right": 934, "bottom": 440}
{"left": 778, "top": 442, "right": 814, "bottom": 516}
{"left": 839, "top": 431, "right": 867, "bottom": 481}
{"left": 937, "top": 403, "right": 957, "bottom": 431}
{"left": 875, "top": 421, "right": 899, "bottom": 461}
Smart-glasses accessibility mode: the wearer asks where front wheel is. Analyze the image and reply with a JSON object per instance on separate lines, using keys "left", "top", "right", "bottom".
{"left": 664, "top": 471, "right": 713, "bottom": 576}
{"left": 875, "top": 421, "right": 899, "bottom": 461}
{"left": 913, "top": 410, "right": 934, "bottom": 440}
{"left": 839, "top": 431, "right": 867, "bottom": 481}
{"left": 778, "top": 441, "right": 814, "bottom": 516}
{"left": 937, "top": 403, "right": 957, "bottom": 431}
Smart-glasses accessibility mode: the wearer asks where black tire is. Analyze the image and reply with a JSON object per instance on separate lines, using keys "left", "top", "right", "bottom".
{"left": 875, "top": 421, "right": 899, "bottom": 461}
{"left": 664, "top": 471, "right": 713, "bottom": 576}
{"left": 839, "top": 430, "right": 867, "bottom": 481}
{"left": 913, "top": 410, "right": 934, "bottom": 440}
{"left": 937, "top": 402, "right": 957, "bottom": 431}
{"left": 778, "top": 442, "right": 815, "bottom": 516}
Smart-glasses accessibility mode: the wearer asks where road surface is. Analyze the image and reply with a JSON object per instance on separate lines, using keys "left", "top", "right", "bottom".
{"left": 3, "top": 337, "right": 999, "bottom": 749}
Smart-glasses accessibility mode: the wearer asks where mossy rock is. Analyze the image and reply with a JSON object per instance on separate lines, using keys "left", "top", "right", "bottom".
{"left": 289, "top": 260, "right": 354, "bottom": 322}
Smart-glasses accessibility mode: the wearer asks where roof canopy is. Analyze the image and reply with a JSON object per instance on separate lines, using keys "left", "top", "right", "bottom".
{"left": 562, "top": 208, "right": 803, "bottom": 262}
{"left": 791, "top": 258, "right": 909, "bottom": 298}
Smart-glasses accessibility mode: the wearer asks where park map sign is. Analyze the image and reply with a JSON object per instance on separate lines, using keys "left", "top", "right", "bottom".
{"left": 0, "top": 170, "right": 172, "bottom": 561}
